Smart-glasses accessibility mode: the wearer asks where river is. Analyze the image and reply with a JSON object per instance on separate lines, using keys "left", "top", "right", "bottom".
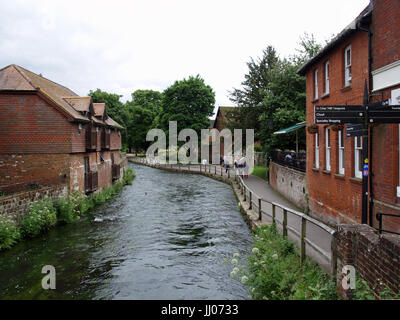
{"left": 0, "top": 163, "right": 252, "bottom": 299}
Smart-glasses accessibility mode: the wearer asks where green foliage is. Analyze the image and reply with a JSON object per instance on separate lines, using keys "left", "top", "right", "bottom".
{"left": 54, "top": 192, "right": 92, "bottom": 224}
{"left": 123, "top": 167, "right": 136, "bottom": 185}
{"left": 251, "top": 166, "right": 268, "bottom": 181}
{"left": 159, "top": 75, "right": 215, "bottom": 138}
{"left": 254, "top": 145, "right": 263, "bottom": 152}
{"left": 229, "top": 35, "right": 321, "bottom": 153}
{"left": 351, "top": 273, "right": 400, "bottom": 300}
{"left": 20, "top": 198, "right": 57, "bottom": 238}
{"left": 230, "top": 225, "right": 338, "bottom": 300}
{"left": 0, "top": 217, "right": 21, "bottom": 250}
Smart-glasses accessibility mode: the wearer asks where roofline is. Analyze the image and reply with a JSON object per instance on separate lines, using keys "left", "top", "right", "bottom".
{"left": 297, "top": 3, "right": 372, "bottom": 76}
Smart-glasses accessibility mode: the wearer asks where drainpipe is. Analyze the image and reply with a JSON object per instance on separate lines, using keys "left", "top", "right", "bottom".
{"left": 357, "top": 17, "right": 374, "bottom": 226}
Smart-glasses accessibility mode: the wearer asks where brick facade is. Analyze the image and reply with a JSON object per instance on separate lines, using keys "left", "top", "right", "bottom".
{"left": 0, "top": 64, "right": 124, "bottom": 197}
{"left": 304, "top": 30, "right": 369, "bottom": 226}
{"left": 335, "top": 224, "right": 400, "bottom": 298}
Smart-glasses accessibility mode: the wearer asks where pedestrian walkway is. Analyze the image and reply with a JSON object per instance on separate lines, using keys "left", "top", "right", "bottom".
{"left": 241, "top": 175, "right": 301, "bottom": 212}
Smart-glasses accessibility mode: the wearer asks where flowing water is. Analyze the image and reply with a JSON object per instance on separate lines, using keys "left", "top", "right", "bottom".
{"left": 0, "top": 163, "right": 253, "bottom": 299}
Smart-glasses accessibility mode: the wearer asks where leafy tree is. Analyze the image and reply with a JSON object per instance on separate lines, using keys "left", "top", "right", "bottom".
{"left": 159, "top": 75, "right": 215, "bottom": 137}
{"left": 130, "top": 90, "right": 163, "bottom": 114}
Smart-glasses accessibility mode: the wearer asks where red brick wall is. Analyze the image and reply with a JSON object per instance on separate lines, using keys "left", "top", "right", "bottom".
{"left": 371, "top": 0, "right": 400, "bottom": 71}
{"left": 71, "top": 123, "right": 87, "bottom": 153}
{"left": 367, "top": 1, "right": 400, "bottom": 233}
{"left": 335, "top": 224, "right": 400, "bottom": 299}
{"left": 305, "top": 31, "right": 369, "bottom": 225}
{"left": 0, "top": 153, "right": 70, "bottom": 194}
{"left": 110, "top": 129, "right": 122, "bottom": 150}
{"left": 0, "top": 92, "right": 73, "bottom": 154}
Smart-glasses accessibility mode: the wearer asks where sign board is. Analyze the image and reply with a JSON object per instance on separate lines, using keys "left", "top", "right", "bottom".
{"left": 346, "top": 124, "right": 365, "bottom": 137}
{"left": 314, "top": 105, "right": 364, "bottom": 124}
{"left": 367, "top": 99, "right": 390, "bottom": 109}
{"left": 368, "top": 105, "right": 400, "bottom": 123}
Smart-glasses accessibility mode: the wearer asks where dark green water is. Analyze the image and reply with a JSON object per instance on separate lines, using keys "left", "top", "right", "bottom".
{"left": 0, "top": 163, "right": 252, "bottom": 299}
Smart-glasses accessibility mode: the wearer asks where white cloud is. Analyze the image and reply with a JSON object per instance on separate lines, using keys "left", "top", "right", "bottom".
{"left": 0, "top": 0, "right": 370, "bottom": 116}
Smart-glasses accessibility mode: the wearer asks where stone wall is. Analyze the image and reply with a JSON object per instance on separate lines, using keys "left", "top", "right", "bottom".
{"left": 269, "top": 162, "right": 307, "bottom": 211}
{"left": 335, "top": 224, "right": 400, "bottom": 299}
{"left": 0, "top": 184, "right": 68, "bottom": 223}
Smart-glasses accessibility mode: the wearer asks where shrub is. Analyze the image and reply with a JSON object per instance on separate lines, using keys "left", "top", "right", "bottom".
{"left": 254, "top": 145, "right": 263, "bottom": 152}
{"left": 0, "top": 216, "right": 21, "bottom": 250}
{"left": 20, "top": 198, "right": 57, "bottom": 237}
{"left": 123, "top": 167, "right": 136, "bottom": 185}
{"left": 231, "top": 224, "right": 338, "bottom": 300}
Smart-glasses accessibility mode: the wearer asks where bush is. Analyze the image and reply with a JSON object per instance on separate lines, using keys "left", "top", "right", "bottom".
{"left": 0, "top": 217, "right": 21, "bottom": 250}
{"left": 123, "top": 167, "right": 135, "bottom": 185}
{"left": 254, "top": 145, "right": 263, "bottom": 152}
{"left": 20, "top": 198, "right": 57, "bottom": 238}
{"left": 54, "top": 191, "right": 89, "bottom": 223}
{"left": 230, "top": 225, "right": 338, "bottom": 300}
{"left": 251, "top": 166, "right": 268, "bottom": 181}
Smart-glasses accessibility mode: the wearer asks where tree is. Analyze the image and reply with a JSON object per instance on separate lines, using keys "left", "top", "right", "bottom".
{"left": 229, "top": 46, "right": 280, "bottom": 136}
{"left": 159, "top": 75, "right": 215, "bottom": 136}
{"left": 122, "top": 89, "right": 163, "bottom": 153}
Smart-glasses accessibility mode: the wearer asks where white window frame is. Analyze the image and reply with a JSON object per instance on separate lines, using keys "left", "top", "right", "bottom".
{"left": 315, "top": 133, "right": 319, "bottom": 169}
{"left": 314, "top": 69, "right": 319, "bottom": 100}
{"left": 325, "top": 127, "right": 331, "bottom": 171}
{"left": 345, "top": 45, "right": 352, "bottom": 86}
{"left": 324, "top": 61, "right": 330, "bottom": 94}
{"left": 338, "top": 130, "right": 345, "bottom": 175}
{"left": 354, "top": 136, "right": 362, "bottom": 179}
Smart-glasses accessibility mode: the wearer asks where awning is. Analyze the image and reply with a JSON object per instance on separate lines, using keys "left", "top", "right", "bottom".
{"left": 273, "top": 121, "right": 306, "bottom": 135}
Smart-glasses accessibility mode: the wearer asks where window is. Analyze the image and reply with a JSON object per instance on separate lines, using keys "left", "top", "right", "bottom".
{"left": 324, "top": 61, "right": 330, "bottom": 94}
{"left": 338, "top": 130, "right": 345, "bottom": 174}
{"left": 315, "top": 133, "right": 319, "bottom": 169}
{"left": 354, "top": 136, "right": 362, "bottom": 178}
{"left": 314, "top": 69, "right": 319, "bottom": 100}
{"left": 345, "top": 45, "right": 352, "bottom": 86}
{"left": 325, "top": 127, "right": 331, "bottom": 171}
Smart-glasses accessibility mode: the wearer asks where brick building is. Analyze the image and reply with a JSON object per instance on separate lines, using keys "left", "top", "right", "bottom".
{"left": 299, "top": 0, "right": 400, "bottom": 233}
{"left": 0, "top": 64, "right": 125, "bottom": 195}
{"left": 212, "top": 106, "right": 237, "bottom": 158}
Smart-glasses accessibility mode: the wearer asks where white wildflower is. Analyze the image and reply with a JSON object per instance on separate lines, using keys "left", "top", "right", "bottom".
{"left": 272, "top": 253, "right": 278, "bottom": 260}
{"left": 231, "top": 258, "right": 238, "bottom": 265}
{"left": 252, "top": 247, "right": 259, "bottom": 255}
{"left": 233, "top": 252, "right": 240, "bottom": 258}
{"left": 241, "top": 276, "right": 248, "bottom": 284}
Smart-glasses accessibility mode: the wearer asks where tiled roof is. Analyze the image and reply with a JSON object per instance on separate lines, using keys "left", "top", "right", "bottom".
{"left": 93, "top": 103, "right": 106, "bottom": 117}
{"left": 64, "top": 96, "right": 91, "bottom": 112}
{"left": 0, "top": 64, "right": 123, "bottom": 129}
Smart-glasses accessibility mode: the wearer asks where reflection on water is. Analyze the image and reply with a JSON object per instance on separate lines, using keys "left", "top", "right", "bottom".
{"left": 0, "top": 163, "right": 252, "bottom": 300}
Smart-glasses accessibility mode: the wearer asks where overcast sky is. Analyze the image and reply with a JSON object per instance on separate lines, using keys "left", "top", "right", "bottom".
{"left": 0, "top": 0, "right": 370, "bottom": 117}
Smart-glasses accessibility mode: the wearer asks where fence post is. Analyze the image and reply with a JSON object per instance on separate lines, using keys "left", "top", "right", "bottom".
{"left": 244, "top": 186, "right": 246, "bottom": 201}
{"left": 283, "top": 209, "right": 288, "bottom": 237}
{"left": 258, "top": 198, "right": 262, "bottom": 221}
{"left": 272, "top": 204, "right": 276, "bottom": 224}
{"left": 300, "top": 216, "right": 306, "bottom": 263}
{"left": 228, "top": 169, "right": 230, "bottom": 179}
{"left": 249, "top": 191, "right": 252, "bottom": 210}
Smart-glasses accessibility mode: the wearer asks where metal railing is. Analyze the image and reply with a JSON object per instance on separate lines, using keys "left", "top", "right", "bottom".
{"left": 376, "top": 213, "right": 400, "bottom": 235}
{"left": 129, "top": 155, "right": 337, "bottom": 275}
{"left": 236, "top": 175, "right": 337, "bottom": 275}
{"left": 270, "top": 150, "right": 306, "bottom": 172}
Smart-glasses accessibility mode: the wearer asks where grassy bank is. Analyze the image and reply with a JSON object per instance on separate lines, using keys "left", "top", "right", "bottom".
{"left": 251, "top": 166, "right": 268, "bottom": 181}
{"left": 0, "top": 167, "right": 135, "bottom": 251}
{"left": 230, "top": 224, "right": 338, "bottom": 300}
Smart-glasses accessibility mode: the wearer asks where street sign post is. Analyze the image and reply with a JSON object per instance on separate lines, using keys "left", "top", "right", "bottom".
{"left": 346, "top": 124, "right": 365, "bottom": 137}
{"left": 314, "top": 105, "right": 364, "bottom": 124}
